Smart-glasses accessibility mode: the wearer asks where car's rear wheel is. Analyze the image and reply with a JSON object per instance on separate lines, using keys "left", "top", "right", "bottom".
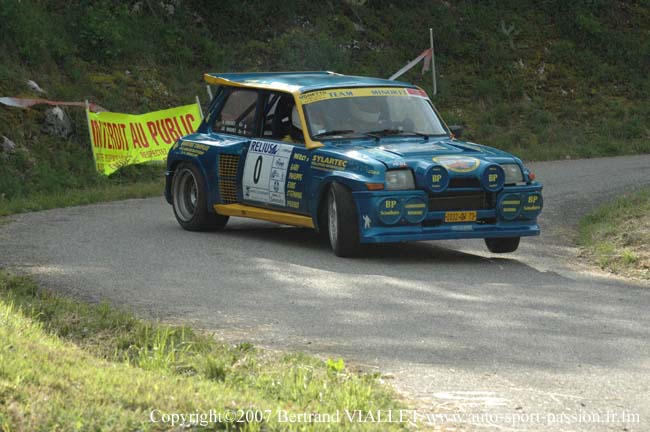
{"left": 484, "top": 237, "right": 520, "bottom": 253}
{"left": 326, "top": 183, "right": 360, "bottom": 257}
{"left": 172, "top": 162, "right": 228, "bottom": 231}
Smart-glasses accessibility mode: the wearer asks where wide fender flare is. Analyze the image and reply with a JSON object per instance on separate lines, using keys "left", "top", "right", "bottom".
{"left": 166, "top": 149, "right": 218, "bottom": 212}
{"left": 310, "top": 171, "right": 369, "bottom": 232}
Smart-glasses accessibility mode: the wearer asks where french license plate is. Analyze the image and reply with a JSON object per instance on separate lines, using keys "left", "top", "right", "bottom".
{"left": 444, "top": 211, "right": 477, "bottom": 223}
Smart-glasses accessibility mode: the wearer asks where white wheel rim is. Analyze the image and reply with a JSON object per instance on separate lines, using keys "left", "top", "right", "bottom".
{"left": 328, "top": 189, "right": 338, "bottom": 248}
{"left": 174, "top": 168, "right": 198, "bottom": 222}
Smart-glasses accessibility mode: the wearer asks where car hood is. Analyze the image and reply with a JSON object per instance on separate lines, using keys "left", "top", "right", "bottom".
{"left": 328, "top": 138, "right": 518, "bottom": 170}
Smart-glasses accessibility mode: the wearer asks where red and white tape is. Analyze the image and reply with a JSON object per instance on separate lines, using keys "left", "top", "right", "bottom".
{"left": 0, "top": 97, "right": 106, "bottom": 112}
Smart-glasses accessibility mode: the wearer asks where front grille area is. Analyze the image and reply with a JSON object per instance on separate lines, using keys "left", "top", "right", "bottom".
{"left": 218, "top": 154, "right": 240, "bottom": 204}
{"left": 448, "top": 177, "right": 481, "bottom": 189}
{"left": 428, "top": 191, "right": 493, "bottom": 212}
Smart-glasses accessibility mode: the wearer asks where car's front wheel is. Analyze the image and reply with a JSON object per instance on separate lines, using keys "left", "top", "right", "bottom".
{"left": 484, "top": 237, "right": 520, "bottom": 253}
{"left": 326, "top": 183, "right": 360, "bottom": 257}
{"left": 172, "top": 162, "right": 229, "bottom": 231}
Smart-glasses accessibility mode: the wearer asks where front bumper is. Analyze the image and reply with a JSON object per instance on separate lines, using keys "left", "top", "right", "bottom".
{"left": 359, "top": 219, "right": 540, "bottom": 243}
{"left": 353, "top": 184, "right": 542, "bottom": 244}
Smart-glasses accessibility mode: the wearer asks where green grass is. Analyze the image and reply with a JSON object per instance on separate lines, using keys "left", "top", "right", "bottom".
{"left": 578, "top": 187, "right": 650, "bottom": 280}
{"left": 0, "top": 272, "right": 406, "bottom": 431}
{"left": 0, "top": 178, "right": 164, "bottom": 217}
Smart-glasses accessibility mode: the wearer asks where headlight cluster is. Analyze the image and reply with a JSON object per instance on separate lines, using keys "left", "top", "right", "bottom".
{"left": 385, "top": 169, "right": 415, "bottom": 190}
{"left": 501, "top": 163, "right": 524, "bottom": 185}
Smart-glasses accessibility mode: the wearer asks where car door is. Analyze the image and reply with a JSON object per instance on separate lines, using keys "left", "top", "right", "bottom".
{"left": 239, "top": 91, "right": 311, "bottom": 215}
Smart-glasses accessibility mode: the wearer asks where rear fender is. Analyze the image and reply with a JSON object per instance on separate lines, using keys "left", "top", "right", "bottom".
{"left": 165, "top": 143, "right": 218, "bottom": 211}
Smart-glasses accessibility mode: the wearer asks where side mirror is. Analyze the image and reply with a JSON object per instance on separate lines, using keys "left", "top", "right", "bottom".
{"left": 448, "top": 125, "right": 463, "bottom": 139}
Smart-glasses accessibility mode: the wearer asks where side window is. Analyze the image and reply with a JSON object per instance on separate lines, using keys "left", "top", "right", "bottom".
{"left": 260, "top": 92, "right": 297, "bottom": 141}
{"left": 212, "top": 89, "right": 258, "bottom": 137}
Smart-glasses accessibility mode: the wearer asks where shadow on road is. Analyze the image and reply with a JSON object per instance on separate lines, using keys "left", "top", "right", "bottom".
{"left": 154, "top": 220, "right": 649, "bottom": 373}
{"left": 3, "top": 201, "right": 649, "bottom": 378}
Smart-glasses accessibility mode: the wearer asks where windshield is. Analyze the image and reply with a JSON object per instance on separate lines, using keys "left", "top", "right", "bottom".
{"left": 301, "top": 88, "right": 448, "bottom": 140}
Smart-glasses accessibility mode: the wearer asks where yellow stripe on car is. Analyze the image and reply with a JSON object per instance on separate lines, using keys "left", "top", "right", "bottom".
{"left": 214, "top": 204, "right": 315, "bottom": 228}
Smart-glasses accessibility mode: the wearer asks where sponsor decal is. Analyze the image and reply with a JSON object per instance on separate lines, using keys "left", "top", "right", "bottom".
{"left": 403, "top": 197, "right": 427, "bottom": 223}
{"left": 178, "top": 141, "right": 209, "bottom": 157}
{"left": 242, "top": 141, "right": 294, "bottom": 207}
{"left": 362, "top": 214, "right": 372, "bottom": 229}
{"left": 249, "top": 140, "right": 279, "bottom": 155}
{"left": 311, "top": 154, "right": 348, "bottom": 171}
{"left": 406, "top": 88, "right": 429, "bottom": 99}
{"left": 451, "top": 225, "right": 474, "bottom": 231}
{"left": 299, "top": 87, "right": 425, "bottom": 105}
{"left": 432, "top": 156, "right": 481, "bottom": 173}
{"left": 524, "top": 194, "right": 542, "bottom": 212}
{"left": 521, "top": 193, "right": 543, "bottom": 218}
{"left": 481, "top": 164, "right": 505, "bottom": 192}
{"left": 285, "top": 150, "right": 309, "bottom": 211}
{"left": 498, "top": 193, "right": 523, "bottom": 220}
{"left": 427, "top": 165, "right": 449, "bottom": 193}
{"left": 378, "top": 198, "right": 402, "bottom": 225}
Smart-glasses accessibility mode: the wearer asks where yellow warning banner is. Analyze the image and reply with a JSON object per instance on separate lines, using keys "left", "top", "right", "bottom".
{"left": 86, "top": 104, "right": 201, "bottom": 175}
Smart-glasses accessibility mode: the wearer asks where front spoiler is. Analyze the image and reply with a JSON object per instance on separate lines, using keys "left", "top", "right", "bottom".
{"left": 359, "top": 222, "right": 539, "bottom": 244}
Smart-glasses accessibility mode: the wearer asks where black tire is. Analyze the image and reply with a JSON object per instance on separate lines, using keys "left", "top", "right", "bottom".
{"left": 171, "top": 162, "right": 229, "bottom": 231}
{"left": 326, "top": 182, "right": 360, "bottom": 257}
{"left": 484, "top": 237, "right": 520, "bottom": 253}
{"left": 317, "top": 192, "right": 329, "bottom": 242}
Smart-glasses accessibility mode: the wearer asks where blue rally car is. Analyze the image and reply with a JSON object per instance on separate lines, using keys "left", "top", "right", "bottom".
{"left": 165, "top": 72, "right": 543, "bottom": 256}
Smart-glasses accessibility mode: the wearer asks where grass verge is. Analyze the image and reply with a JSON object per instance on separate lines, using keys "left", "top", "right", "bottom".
{"left": 0, "top": 178, "right": 164, "bottom": 218}
{"left": 0, "top": 272, "right": 405, "bottom": 431}
{"left": 578, "top": 187, "right": 650, "bottom": 280}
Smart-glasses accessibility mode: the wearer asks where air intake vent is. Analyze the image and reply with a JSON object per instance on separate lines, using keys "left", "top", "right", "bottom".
{"left": 429, "top": 192, "right": 493, "bottom": 211}
{"left": 219, "top": 154, "right": 239, "bottom": 177}
{"left": 219, "top": 154, "right": 240, "bottom": 204}
{"left": 448, "top": 177, "right": 481, "bottom": 189}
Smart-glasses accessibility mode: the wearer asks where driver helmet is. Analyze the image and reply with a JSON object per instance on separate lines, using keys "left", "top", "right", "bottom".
{"left": 349, "top": 97, "right": 381, "bottom": 124}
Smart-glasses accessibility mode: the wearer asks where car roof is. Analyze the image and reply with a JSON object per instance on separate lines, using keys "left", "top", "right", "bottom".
{"left": 203, "top": 71, "right": 414, "bottom": 94}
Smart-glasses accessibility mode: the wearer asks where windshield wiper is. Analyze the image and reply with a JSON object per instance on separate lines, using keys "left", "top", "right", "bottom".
{"left": 312, "top": 129, "right": 357, "bottom": 139}
{"left": 364, "top": 129, "right": 431, "bottom": 140}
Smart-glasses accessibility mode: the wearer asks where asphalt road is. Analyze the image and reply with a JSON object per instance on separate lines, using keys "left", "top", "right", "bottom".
{"left": 1, "top": 155, "right": 650, "bottom": 431}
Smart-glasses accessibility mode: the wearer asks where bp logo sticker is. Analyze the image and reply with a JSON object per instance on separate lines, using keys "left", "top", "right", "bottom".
{"left": 378, "top": 198, "right": 402, "bottom": 225}
{"left": 481, "top": 164, "right": 505, "bottom": 192}
{"left": 521, "top": 193, "right": 543, "bottom": 218}
{"left": 432, "top": 156, "right": 480, "bottom": 173}
{"left": 426, "top": 164, "right": 449, "bottom": 193}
